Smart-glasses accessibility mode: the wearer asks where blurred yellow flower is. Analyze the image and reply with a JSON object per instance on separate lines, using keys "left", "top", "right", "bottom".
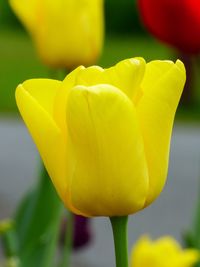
{"left": 0, "top": 219, "right": 13, "bottom": 234}
{"left": 0, "top": 257, "right": 19, "bottom": 267}
{"left": 131, "top": 236, "right": 199, "bottom": 267}
{"left": 15, "top": 57, "right": 185, "bottom": 217}
{"left": 9, "top": 0, "right": 104, "bottom": 69}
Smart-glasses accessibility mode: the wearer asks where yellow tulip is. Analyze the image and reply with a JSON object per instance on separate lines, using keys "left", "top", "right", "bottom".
{"left": 9, "top": 0, "right": 104, "bottom": 69}
{"left": 15, "top": 57, "right": 186, "bottom": 217}
{"left": 131, "top": 236, "right": 199, "bottom": 267}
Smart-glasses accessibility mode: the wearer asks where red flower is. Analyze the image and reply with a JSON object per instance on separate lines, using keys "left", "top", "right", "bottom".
{"left": 138, "top": 0, "right": 200, "bottom": 54}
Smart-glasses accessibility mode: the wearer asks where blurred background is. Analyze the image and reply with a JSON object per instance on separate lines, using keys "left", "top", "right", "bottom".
{"left": 0, "top": 0, "right": 200, "bottom": 266}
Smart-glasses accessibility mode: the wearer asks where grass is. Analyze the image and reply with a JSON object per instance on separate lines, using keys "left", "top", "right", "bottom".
{"left": 0, "top": 28, "right": 200, "bottom": 121}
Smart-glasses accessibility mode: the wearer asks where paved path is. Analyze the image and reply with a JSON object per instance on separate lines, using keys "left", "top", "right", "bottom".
{"left": 0, "top": 117, "right": 200, "bottom": 267}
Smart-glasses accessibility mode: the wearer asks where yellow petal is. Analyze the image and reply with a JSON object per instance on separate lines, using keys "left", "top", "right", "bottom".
{"left": 15, "top": 79, "right": 78, "bottom": 213}
{"left": 177, "top": 250, "right": 199, "bottom": 267}
{"left": 21, "top": 79, "right": 62, "bottom": 115}
{"left": 75, "top": 65, "right": 104, "bottom": 86}
{"left": 54, "top": 66, "right": 85, "bottom": 132}
{"left": 75, "top": 58, "right": 146, "bottom": 100}
{"left": 137, "top": 60, "right": 186, "bottom": 206}
{"left": 103, "top": 57, "right": 146, "bottom": 100}
{"left": 66, "top": 84, "right": 149, "bottom": 216}
{"left": 9, "top": 0, "right": 38, "bottom": 34}
{"left": 131, "top": 236, "right": 156, "bottom": 267}
{"left": 131, "top": 236, "right": 199, "bottom": 267}
{"left": 155, "top": 236, "right": 181, "bottom": 254}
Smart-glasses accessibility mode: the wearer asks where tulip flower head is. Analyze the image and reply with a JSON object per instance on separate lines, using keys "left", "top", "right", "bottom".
{"left": 138, "top": 0, "right": 200, "bottom": 54}
{"left": 15, "top": 57, "right": 186, "bottom": 217}
{"left": 131, "top": 236, "right": 199, "bottom": 267}
{"left": 9, "top": 0, "right": 104, "bottom": 68}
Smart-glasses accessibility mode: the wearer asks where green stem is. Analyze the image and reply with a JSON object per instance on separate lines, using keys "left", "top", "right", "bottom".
{"left": 110, "top": 216, "right": 129, "bottom": 267}
{"left": 59, "top": 211, "right": 74, "bottom": 267}
{"left": 48, "top": 68, "right": 69, "bottom": 80}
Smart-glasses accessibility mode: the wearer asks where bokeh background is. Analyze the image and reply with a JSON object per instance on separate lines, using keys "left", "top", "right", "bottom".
{"left": 0, "top": 0, "right": 200, "bottom": 266}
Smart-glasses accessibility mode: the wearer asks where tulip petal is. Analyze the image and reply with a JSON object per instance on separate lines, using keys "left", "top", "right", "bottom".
{"left": 75, "top": 58, "right": 146, "bottom": 101}
{"left": 131, "top": 236, "right": 152, "bottom": 267}
{"left": 75, "top": 66, "right": 104, "bottom": 86}
{"left": 103, "top": 57, "right": 146, "bottom": 100}
{"left": 178, "top": 250, "right": 200, "bottom": 267}
{"left": 15, "top": 80, "right": 78, "bottom": 213}
{"left": 9, "top": 0, "right": 38, "bottom": 34}
{"left": 67, "top": 84, "right": 149, "bottom": 216}
{"left": 54, "top": 66, "right": 85, "bottom": 132}
{"left": 16, "top": 79, "right": 87, "bottom": 215}
{"left": 21, "top": 79, "right": 62, "bottom": 115}
{"left": 137, "top": 60, "right": 186, "bottom": 206}
{"left": 131, "top": 235, "right": 199, "bottom": 267}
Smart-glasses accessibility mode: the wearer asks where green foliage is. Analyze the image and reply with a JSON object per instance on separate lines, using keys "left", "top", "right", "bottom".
{"left": 105, "top": 0, "right": 144, "bottom": 34}
{"left": 1, "top": 166, "right": 63, "bottom": 267}
{"left": 0, "top": 29, "right": 48, "bottom": 113}
{"left": 184, "top": 181, "right": 200, "bottom": 267}
{"left": 0, "top": 0, "right": 21, "bottom": 28}
{"left": 15, "top": 167, "right": 63, "bottom": 267}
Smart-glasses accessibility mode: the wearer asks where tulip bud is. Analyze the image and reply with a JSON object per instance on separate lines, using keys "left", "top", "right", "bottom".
{"left": 9, "top": 0, "right": 104, "bottom": 68}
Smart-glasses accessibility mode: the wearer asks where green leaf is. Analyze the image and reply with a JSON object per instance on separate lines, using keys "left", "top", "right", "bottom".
{"left": 14, "top": 165, "right": 63, "bottom": 267}
{"left": 183, "top": 231, "right": 196, "bottom": 248}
